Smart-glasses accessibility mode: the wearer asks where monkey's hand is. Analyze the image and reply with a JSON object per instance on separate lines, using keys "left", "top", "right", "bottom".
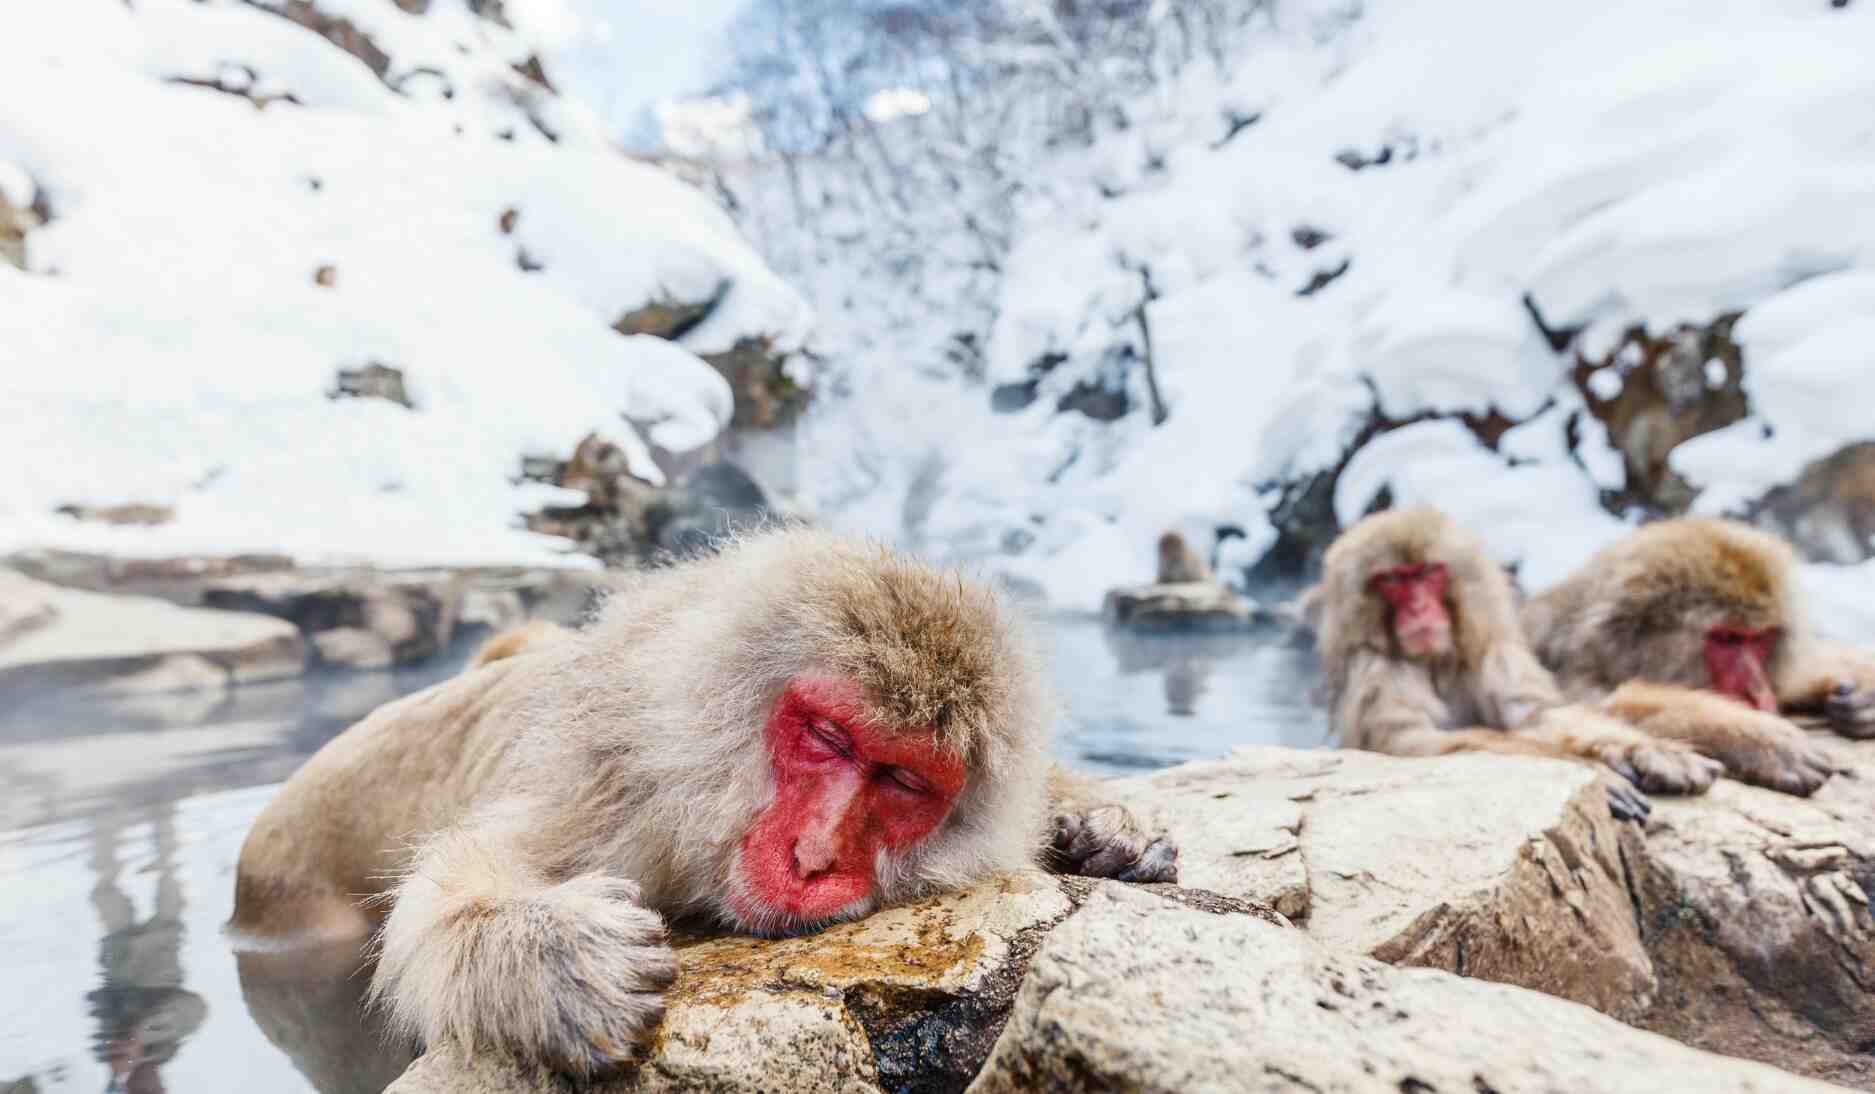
{"left": 373, "top": 839, "right": 676, "bottom": 1079}
{"left": 1048, "top": 803, "right": 1179, "bottom": 883}
{"left": 1824, "top": 680, "right": 1875, "bottom": 740}
{"left": 1592, "top": 738, "right": 1724, "bottom": 797}
{"left": 1715, "top": 722, "right": 1839, "bottom": 797}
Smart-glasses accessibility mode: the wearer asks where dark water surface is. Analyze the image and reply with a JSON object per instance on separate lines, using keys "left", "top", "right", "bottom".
{"left": 0, "top": 619, "right": 1323, "bottom": 1093}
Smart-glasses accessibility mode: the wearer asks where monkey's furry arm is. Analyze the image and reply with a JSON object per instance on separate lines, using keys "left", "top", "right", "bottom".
{"left": 1472, "top": 644, "right": 1721, "bottom": 796}
{"left": 1778, "top": 638, "right": 1875, "bottom": 738}
{"left": 369, "top": 807, "right": 676, "bottom": 1078}
{"left": 1043, "top": 765, "right": 1179, "bottom": 883}
{"left": 1334, "top": 650, "right": 1656, "bottom": 819}
{"left": 1602, "top": 681, "right": 1838, "bottom": 797}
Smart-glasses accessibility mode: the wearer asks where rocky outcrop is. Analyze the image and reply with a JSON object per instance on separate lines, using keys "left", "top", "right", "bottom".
{"left": 972, "top": 884, "right": 1838, "bottom": 1093}
{"left": 328, "top": 362, "right": 413, "bottom": 409}
{"left": 1102, "top": 581, "right": 1264, "bottom": 632}
{"left": 1113, "top": 748, "right": 1656, "bottom": 1019}
{"left": 200, "top": 571, "right": 462, "bottom": 670}
{"left": 4, "top": 552, "right": 608, "bottom": 679}
{"left": 380, "top": 738, "right": 1875, "bottom": 1093}
{"left": 1573, "top": 315, "right": 1748, "bottom": 516}
{"left": 702, "top": 337, "right": 809, "bottom": 431}
{"left": 0, "top": 163, "right": 45, "bottom": 271}
{"left": 614, "top": 282, "right": 729, "bottom": 341}
{"left": 1112, "top": 741, "right": 1875, "bottom": 1089}
{"left": 1747, "top": 441, "right": 1875, "bottom": 564}
{"left": 0, "top": 570, "right": 304, "bottom": 694}
{"left": 387, "top": 874, "right": 1263, "bottom": 1094}
{"left": 1635, "top": 732, "right": 1875, "bottom": 1088}
{"left": 52, "top": 502, "right": 176, "bottom": 527}
{"left": 523, "top": 433, "right": 779, "bottom": 567}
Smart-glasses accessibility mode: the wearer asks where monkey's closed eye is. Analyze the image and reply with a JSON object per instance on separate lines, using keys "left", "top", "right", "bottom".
{"left": 879, "top": 767, "right": 932, "bottom": 796}
{"left": 803, "top": 720, "right": 855, "bottom": 761}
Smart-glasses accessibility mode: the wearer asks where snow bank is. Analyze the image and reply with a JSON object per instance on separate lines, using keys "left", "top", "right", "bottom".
{"left": 769, "top": 0, "right": 1875, "bottom": 608}
{"left": 0, "top": 0, "right": 808, "bottom": 567}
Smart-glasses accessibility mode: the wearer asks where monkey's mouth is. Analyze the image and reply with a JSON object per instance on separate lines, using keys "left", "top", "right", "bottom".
{"left": 1396, "top": 622, "right": 1451, "bottom": 658}
{"left": 729, "top": 845, "right": 875, "bottom": 935}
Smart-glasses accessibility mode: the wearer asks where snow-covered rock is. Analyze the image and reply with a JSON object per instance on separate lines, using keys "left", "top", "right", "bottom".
{"left": 0, "top": 0, "right": 810, "bottom": 570}
{"left": 730, "top": 0, "right": 1875, "bottom": 613}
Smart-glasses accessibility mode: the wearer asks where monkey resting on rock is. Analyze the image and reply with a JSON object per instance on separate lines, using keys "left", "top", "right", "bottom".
{"left": 1523, "top": 516, "right": 1873, "bottom": 797}
{"left": 1156, "top": 530, "right": 1213, "bottom": 583}
{"left": 1306, "top": 506, "right": 1723, "bottom": 819}
{"left": 230, "top": 528, "right": 1176, "bottom": 1077}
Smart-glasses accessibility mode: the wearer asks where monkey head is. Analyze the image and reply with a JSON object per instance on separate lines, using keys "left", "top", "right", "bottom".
{"left": 535, "top": 529, "right": 1054, "bottom": 938}
{"left": 1313, "top": 506, "right": 1523, "bottom": 673}
{"left": 735, "top": 673, "right": 971, "bottom": 925}
{"left": 1583, "top": 518, "right": 1799, "bottom": 710}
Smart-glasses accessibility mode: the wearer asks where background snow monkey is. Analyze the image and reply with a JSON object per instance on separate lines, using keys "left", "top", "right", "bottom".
{"left": 230, "top": 528, "right": 1176, "bottom": 1077}
{"left": 1307, "top": 506, "right": 1723, "bottom": 819}
{"left": 1523, "top": 516, "right": 1872, "bottom": 796}
{"left": 1156, "top": 530, "right": 1213, "bottom": 583}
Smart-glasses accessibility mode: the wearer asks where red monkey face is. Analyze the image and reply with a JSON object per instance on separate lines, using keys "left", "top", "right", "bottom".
{"left": 736, "top": 675, "right": 966, "bottom": 929}
{"left": 1370, "top": 562, "right": 1452, "bottom": 659}
{"left": 1704, "top": 625, "right": 1779, "bottom": 711}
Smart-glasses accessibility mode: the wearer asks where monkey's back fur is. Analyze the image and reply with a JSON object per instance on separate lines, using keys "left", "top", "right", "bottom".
{"left": 1522, "top": 517, "right": 1805, "bottom": 696}
{"left": 231, "top": 528, "right": 1055, "bottom": 941}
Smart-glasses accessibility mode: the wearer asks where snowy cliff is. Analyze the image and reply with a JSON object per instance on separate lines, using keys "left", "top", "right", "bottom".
{"left": 0, "top": 0, "right": 809, "bottom": 567}
{"left": 717, "top": 0, "right": 1875, "bottom": 615}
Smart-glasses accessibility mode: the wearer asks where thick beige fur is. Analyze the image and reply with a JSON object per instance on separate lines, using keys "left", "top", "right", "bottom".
{"left": 1155, "top": 531, "right": 1212, "bottom": 583}
{"left": 1308, "top": 506, "right": 1720, "bottom": 801}
{"left": 230, "top": 528, "right": 1168, "bottom": 1076}
{"left": 467, "top": 618, "right": 571, "bottom": 668}
{"left": 1523, "top": 516, "right": 1869, "bottom": 793}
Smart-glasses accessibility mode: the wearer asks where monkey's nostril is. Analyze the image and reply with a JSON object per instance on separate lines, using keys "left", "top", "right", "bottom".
{"left": 791, "top": 836, "right": 835, "bottom": 880}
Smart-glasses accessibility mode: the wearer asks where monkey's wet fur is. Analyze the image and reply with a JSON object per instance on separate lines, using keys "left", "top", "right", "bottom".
{"left": 230, "top": 528, "right": 1175, "bottom": 1076}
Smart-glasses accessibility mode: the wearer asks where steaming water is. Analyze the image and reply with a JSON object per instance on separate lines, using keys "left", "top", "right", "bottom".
{"left": 0, "top": 619, "right": 1323, "bottom": 1093}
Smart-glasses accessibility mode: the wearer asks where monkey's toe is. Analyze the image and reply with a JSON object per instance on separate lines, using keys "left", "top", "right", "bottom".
{"left": 1115, "top": 838, "right": 1180, "bottom": 884}
{"left": 1825, "top": 687, "right": 1875, "bottom": 739}
{"left": 1050, "top": 807, "right": 1178, "bottom": 882}
{"left": 1604, "top": 780, "right": 1651, "bottom": 822}
{"left": 1628, "top": 745, "right": 1723, "bottom": 796}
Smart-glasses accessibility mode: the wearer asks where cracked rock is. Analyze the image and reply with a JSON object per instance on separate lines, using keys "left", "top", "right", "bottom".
{"left": 1112, "top": 746, "right": 1655, "bottom": 1021}
{"left": 968, "top": 884, "right": 1838, "bottom": 1093}
{"left": 0, "top": 570, "right": 304, "bottom": 694}
{"left": 1635, "top": 732, "right": 1875, "bottom": 1088}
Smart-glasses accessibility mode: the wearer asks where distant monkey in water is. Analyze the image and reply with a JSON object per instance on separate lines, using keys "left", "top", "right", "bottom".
{"left": 1306, "top": 507, "right": 1721, "bottom": 818}
{"left": 1157, "top": 530, "right": 1213, "bottom": 583}
{"left": 1523, "top": 517, "right": 1862, "bottom": 796}
{"left": 231, "top": 529, "right": 1175, "bottom": 1077}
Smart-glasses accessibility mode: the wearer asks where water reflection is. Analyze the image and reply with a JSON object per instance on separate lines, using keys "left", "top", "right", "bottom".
{"left": 1045, "top": 617, "right": 1327, "bottom": 774}
{"left": 237, "top": 941, "right": 412, "bottom": 1094}
{"left": 87, "top": 804, "right": 204, "bottom": 1094}
{"left": 0, "top": 621, "right": 1325, "bottom": 1092}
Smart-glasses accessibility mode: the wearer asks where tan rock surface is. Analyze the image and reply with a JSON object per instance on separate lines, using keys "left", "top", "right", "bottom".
{"left": 969, "top": 884, "right": 1841, "bottom": 1094}
{"left": 385, "top": 741, "right": 1875, "bottom": 1093}
{"left": 0, "top": 570, "right": 303, "bottom": 693}
{"left": 1117, "top": 740, "right": 1875, "bottom": 1088}
{"left": 1115, "top": 746, "right": 1655, "bottom": 1020}
{"left": 389, "top": 872, "right": 1094, "bottom": 1094}
{"left": 1102, "top": 580, "right": 1262, "bottom": 631}
{"left": 1636, "top": 732, "right": 1875, "bottom": 1088}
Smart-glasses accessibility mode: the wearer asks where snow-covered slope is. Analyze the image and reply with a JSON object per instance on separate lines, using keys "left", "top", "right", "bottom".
{"left": 0, "top": 0, "right": 809, "bottom": 567}
{"left": 744, "top": 0, "right": 1875, "bottom": 610}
